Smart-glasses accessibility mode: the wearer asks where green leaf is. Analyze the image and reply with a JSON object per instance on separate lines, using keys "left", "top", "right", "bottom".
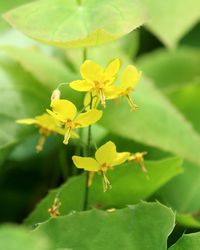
{"left": 0, "top": 225, "right": 51, "bottom": 250}
{"left": 137, "top": 47, "right": 200, "bottom": 136}
{"left": 0, "top": 46, "right": 74, "bottom": 88}
{"left": 157, "top": 161, "right": 200, "bottom": 214}
{"left": 143, "top": 0, "right": 200, "bottom": 48}
{"left": 100, "top": 78, "right": 200, "bottom": 166}
{"left": 168, "top": 79, "right": 200, "bottom": 134}
{"left": 137, "top": 47, "right": 200, "bottom": 91}
{"left": 0, "top": 0, "right": 31, "bottom": 32}
{"left": 176, "top": 214, "right": 200, "bottom": 229}
{"left": 3, "top": 0, "right": 147, "bottom": 48}
{"left": 169, "top": 232, "right": 200, "bottom": 250}
{"left": 181, "top": 23, "right": 200, "bottom": 48}
{"left": 0, "top": 57, "right": 50, "bottom": 153}
{"left": 34, "top": 202, "right": 175, "bottom": 250}
{"left": 25, "top": 157, "right": 182, "bottom": 226}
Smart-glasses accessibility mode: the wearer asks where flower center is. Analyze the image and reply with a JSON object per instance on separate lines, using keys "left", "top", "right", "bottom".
{"left": 120, "top": 87, "right": 133, "bottom": 96}
{"left": 65, "top": 119, "right": 81, "bottom": 129}
{"left": 101, "top": 162, "right": 110, "bottom": 172}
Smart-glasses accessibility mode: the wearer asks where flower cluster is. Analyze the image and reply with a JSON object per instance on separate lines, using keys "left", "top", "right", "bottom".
{"left": 17, "top": 58, "right": 145, "bottom": 191}
{"left": 70, "top": 58, "right": 141, "bottom": 109}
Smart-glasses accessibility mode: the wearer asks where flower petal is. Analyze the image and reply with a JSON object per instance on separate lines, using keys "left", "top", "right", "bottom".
{"left": 95, "top": 141, "right": 117, "bottom": 165}
{"left": 36, "top": 114, "right": 61, "bottom": 131}
{"left": 121, "top": 65, "right": 141, "bottom": 88}
{"left": 69, "top": 80, "right": 93, "bottom": 92}
{"left": 75, "top": 109, "right": 102, "bottom": 128}
{"left": 104, "top": 58, "right": 121, "bottom": 85}
{"left": 80, "top": 60, "right": 103, "bottom": 82}
{"left": 112, "top": 152, "right": 130, "bottom": 166}
{"left": 16, "top": 118, "right": 37, "bottom": 125}
{"left": 51, "top": 99, "right": 77, "bottom": 121}
{"left": 72, "top": 156, "right": 100, "bottom": 171}
{"left": 104, "top": 86, "right": 121, "bottom": 100}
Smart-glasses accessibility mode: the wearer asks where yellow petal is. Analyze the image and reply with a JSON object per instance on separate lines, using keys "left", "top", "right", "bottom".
{"left": 104, "top": 86, "right": 121, "bottom": 100}
{"left": 51, "top": 99, "right": 77, "bottom": 121}
{"left": 16, "top": 118, "right": 37, "bottom": 125}
{"left": 80, "top": 60, "right": 103, "bottom": 82}
{"left": 74, "top": 109, "right": 102, "bottom": 128}
{"left": 47, "top": 109, "right": 64, "bottom": 122}
{"left": 72, "top": 156, "right": 100, "bottom": 171}
{"left": 69, "top": 80, "right": 93, "bottom": 92}
{"left": 95, "top": 141, "right": 117, "bottom": 165}
{"left": 104, "top": 58, "right": 121, "bottom": 84}
{"left": 121, "top": 65, "right": 141, "bottom": 88}
{"left": 35, "top": 114, "right": 63, "bottom": 133}
{"left": 53, "top": 126, "right": 66, "bottom": 136}
{"left": 112, "top": 152, "right": 130, "bottom": 166}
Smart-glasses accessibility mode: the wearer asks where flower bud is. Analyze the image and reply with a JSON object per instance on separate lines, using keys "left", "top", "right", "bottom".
{"left": 51, "top": 89, "right": 61, "bottom": 101}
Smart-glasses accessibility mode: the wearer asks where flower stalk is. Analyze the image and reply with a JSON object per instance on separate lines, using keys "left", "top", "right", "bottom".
{"left": 83, "top": 48, "right": 90, "bottom": 211}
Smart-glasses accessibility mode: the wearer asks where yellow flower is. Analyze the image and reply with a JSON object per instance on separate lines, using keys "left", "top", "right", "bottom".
{"left": 16, "top": 113, "right": 65, "bottom": 152}
{"left": 47, "top": 99, "right": 103, "bottom": 145}
{"left": 118, "top": 65, "right": 141, "bottom": 110}
{"left": 69, "top": 59, "right": 121, "bottom": 107}
{"left": 72, "top": 141, "right": 130, "bottom": 191}
{"left": 128, "top": 152, "right": 148, "bottom": 174}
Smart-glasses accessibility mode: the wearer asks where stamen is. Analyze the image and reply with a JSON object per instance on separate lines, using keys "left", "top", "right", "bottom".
{"left": 128, "top": 152, "right": 149, "bottom": 178}
{"left": 36, "top": 134, "right": 46, "bottom": 152}
{"left": 99, "top": 89, "right": 106, "bottom": 108}
{"left": 126, "top": 95, "right": 138, "bottom": 111}
{"left": 102, "top": 172, "right": 112, "bottom": 192}
{"left": 63, "top": 127, "right": 72, "bottom": 145}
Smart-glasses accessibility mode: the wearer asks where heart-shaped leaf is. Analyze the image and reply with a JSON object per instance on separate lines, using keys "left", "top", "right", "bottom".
{"left": 0, "top": 0, "right": 30, "bottom": 32}
{"left": 25, "top": 157, "right": 182, "bottom": 226}
{"left": 34, "top": 202, "right": 175, "bottom": 250}
{"left": 3, "top": 0, "right": 147, "bottom": 48}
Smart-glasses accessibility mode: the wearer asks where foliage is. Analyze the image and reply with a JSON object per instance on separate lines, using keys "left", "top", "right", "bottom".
{"left": 0, "top": 0, "right": 200, "bottom": 249}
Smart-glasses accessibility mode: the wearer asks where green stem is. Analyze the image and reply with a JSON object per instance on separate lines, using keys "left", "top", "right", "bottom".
{"left": 83, "top": 47, "right": 87, "bottom": 61}
{"left": 83, "top": 49, "right": 91, "bottom": 211}
{"left": 83, "top": 124, "right": 91, "bottom": 210}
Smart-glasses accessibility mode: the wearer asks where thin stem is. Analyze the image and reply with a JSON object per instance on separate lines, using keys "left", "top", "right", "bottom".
{"left": 57, "top": 82, "right": 68, "bottom": 89}
{"left": 83, "top": 124, "right": 91, "bottom": 210}
{"left": 83, "top": 48, "right": 90, "bottom": 211}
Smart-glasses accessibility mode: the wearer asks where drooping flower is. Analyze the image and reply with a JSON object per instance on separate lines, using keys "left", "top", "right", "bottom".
{"left": 16, "top": 113, "right": 65, "bottom": 152}
{"left": 118, "top": 65, "right": 141, "bottom": 110}
{"left": 69, "top": 59, "right": 121, "bottom": 107}
{"left": 51, "top": 88, "right": 61, "bottom": 101}
{"left": 128, "top": 151, "right": 148, "bottom": 174}
{"left": 72, "top": 141, "right": 130, "bottom": 191}
{"left": 48, "top": 197, "right": 61, "bottom": 217}
{"left": 47, "top": 99, "right": 103, "bottom": 145}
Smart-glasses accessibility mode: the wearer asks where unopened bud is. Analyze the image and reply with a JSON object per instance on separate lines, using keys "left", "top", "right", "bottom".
{"left": 51, "top": 89, "right": 61, "bottom": 101}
